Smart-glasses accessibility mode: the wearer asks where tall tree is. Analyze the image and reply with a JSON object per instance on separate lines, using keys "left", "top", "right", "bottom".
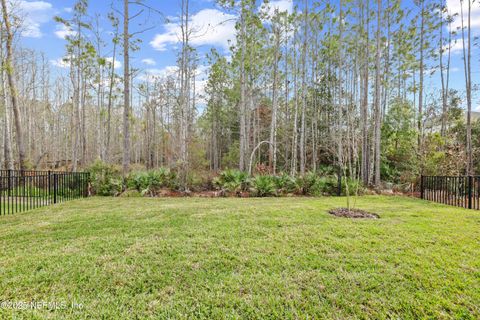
{"left": 105, "top": 12, "right": 119, "bottom": 163}
{"left": 122, "top": 0, "right": 131, "bottom": 176}
{"left": 299, "top": 0, "right": 308, "bottom": 175}
{"left": 0, "top": 23, "right": 13, "bottom": 170}
{"left": 360, "top": 0, "right": 371, "bottom": 185}
{"left": 460, "top": 0, "right": 472, "bottom": 175}
{"left": 1, "top": 0, "right": 27, "bottom": 170}
{"left": 238, "top": 0, "right": 248, "bottom": 171}
{"left": 268, "top": 10, "right": 281, "bottom": 174}
{"left": 373, "top": 0, "right": 383, "bottom": 187}
{"left": 416, "top": 0, "right": 426, "bottom": 159}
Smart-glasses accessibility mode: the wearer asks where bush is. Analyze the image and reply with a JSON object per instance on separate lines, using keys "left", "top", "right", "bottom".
{"left": 85, "top": 162, "right": 364, "bottom": 198}
{"left": 315, "top": 176, "right": 339, "bottom": 195}
{"left": 341, "top": 178, "right": 365, "bottom": 196}
{"left": 298, "top": 172, "right": 323, "bottom": 196}
{"left": 126, "top": 171, "right": 150, "bottom": 192}
{"left": 274, "top": 173, "right": 300, "bottom": 194}
{"left": 298, "top": 172, "right": 343, "bottom": 196}
{"left": 126, "top": 168, "right": 178, "bottom": 194}
{"left": 149, "top": 167, "right": 178, "bottom": 190}
{"left": 86, "top": 160, "right": 122, "bottom": 196}
{"left": 213, "top": 169, "right": 250, "bottom": 194}
{"left": 186, "top": 171, "right": 213, "bottom": 191}
{"left": 251, "top": 175, "right": 277, "bottom": 197}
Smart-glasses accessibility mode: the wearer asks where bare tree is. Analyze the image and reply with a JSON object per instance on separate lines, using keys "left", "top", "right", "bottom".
{"left": 122, "top": 0, "right": 130, "bottom": 176}
{"left": 373, "top": 0, "right": 383, "bottom": 187}
{"left": 269, "top": 11, "right": 281, "bottom": 174}
{"left": 1, "top": 0, "right": 27, "bottom": 170}
{"left": 460, "top": 0, "right": 472, "bottom": 175}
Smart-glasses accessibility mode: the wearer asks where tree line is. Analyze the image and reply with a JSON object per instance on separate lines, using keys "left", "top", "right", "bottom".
{"left": 0, "top": 0, "right": 478, "bottom": 190}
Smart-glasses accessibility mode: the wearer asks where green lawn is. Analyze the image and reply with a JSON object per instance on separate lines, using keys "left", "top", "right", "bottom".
{"left": 0, "top": 196, "right": 479, "bottom": 319}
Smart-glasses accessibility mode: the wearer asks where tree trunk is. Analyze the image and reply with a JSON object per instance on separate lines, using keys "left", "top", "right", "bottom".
{"left": 373, "top": 0, "right": 382, "bottom": 187}
{"left": 239, "top": 2, "right": 247, "bottom": 171}
{"left": 1, "top": 69, "right": 13, "bottom": 170}
{"left": 1, "top": 0, "right": 27, "bottom": 170}
{"left": 122, "top": 0, "right": 130, "bottom": 176}
{"left": 299, "top": 0, "right": 308, "bottom": 175}
{"left": 105, "top": 27, "right": 117, "bottom": 163}
{"left": 460, "top": 0, "right": 472, "bottom": 175}
{"left": 417, "top": 0, "right": 425, "bottom": 161}
{"left": 361, "top": 0, "right": 370, "bottom": 185}
{"left": 269, "top": 24, "right": 280, "bottom": 174}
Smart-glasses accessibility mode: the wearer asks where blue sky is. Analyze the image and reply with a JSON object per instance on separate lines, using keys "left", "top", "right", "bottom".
{"left": 14, "top": 0, "right": 480, "bottom": 111}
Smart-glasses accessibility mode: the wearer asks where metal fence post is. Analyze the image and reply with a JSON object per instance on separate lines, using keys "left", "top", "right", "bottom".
{"left": 420, "top": 175, "right": 424, "bottom": 199}
{"left": 468, "top": 176, "right": 473, "bottom": 209}
{"left": 7, "top": 169, "right": 11, "bottom": 197}
{"left": 53, "top": 174, "right": 58, "bottom": 204}
{"left": 47, "top": 170, "right": 51, "bottom": 203}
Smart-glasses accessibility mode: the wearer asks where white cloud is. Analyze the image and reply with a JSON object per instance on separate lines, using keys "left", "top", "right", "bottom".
{"left": 446, "top": 0, "right": 480, "bottom": 33}
{"left": 63, "top": 7, "right": 72, "bottom": 13}
{"left": 54, "top": 24, "right": 76, "bottom": 39}
{"left": 443, "top": 39, "right": 462, "bottom": 54}
{"left": 259, "top": 0, "right": 294, "bottom": 18}
{"left": 141, "top": 58, "right": 156, "bottom": 66}
{"left": 139, "top": 66, "right": 179, "bottom": 82}
{"left": 17, "top": 0, "right": 53, "bottom": 38}
{"left": 50, "top": 57, "right": 70, "bottom": 68}
{"left": 150, "top": 8, "right": 236, "bottom": 51}
{"left": 105, "top": 57, "right": 122, "bottom": 69}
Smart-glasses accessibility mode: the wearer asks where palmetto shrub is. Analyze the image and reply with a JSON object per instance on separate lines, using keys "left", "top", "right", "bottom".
{"left": 126, "top": 168, "right": 178, "bottom": 194}
{"left": 86, "top": 163, "right": 360, "bottom": 197}
{"left": 86, "top": 160, "right": 122, "bottom": 196}
{"left": 148, "top": 168, "right": 178, "bottom": 190}
{"left": 251, "top": 175, "right": 277, "bottom": 197}
{"left": 274, "top": 173, "right": 300, "bottom": 194}
{"left": 213, "top": 169, "right": 250, "bottom": 194}
{"left": 126, "top": 171, "right": 150, "bottom": 191}
{"left": 341, "top": 177, "right": 365, "bottom": 196}
{"left": 298, "top": 172, "right": 340, "bottom": 196}
{"left": 298, "top": 171, "right": 322, "bottom": 196}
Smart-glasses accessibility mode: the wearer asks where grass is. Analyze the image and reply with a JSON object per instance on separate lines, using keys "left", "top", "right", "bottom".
{"left": 0, "top": 196, "right": 479, "bottom": 319}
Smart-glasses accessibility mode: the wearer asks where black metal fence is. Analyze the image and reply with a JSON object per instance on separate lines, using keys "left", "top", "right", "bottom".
{"left": 0, "top": 170, "right": 89, "bottom": 215}
{"left": 421, "top": 175, "right": 480, "bottom": 210}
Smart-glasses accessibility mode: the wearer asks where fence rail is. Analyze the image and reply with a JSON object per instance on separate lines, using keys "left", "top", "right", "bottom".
{"left": 421, "top": 175, "right": 480, "bottom": 210}
{"left": 0, "top": 170, "right": 89, "bottom": 215}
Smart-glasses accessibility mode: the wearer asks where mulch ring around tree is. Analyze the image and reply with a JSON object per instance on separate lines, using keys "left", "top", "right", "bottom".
{"left": 328, "top": 208, "right": 379, "bottom": 219}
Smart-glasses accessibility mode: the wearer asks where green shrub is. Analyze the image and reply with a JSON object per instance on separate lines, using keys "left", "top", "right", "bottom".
{"left": 251, "top": 175, "right": 277, "bottom": 197}
{"left": 86, "top": 160, "right": 122, "bottom": 196}
{"left": 274, "top": 173, "right": 300, "bottom": 194}
{"left": 126, "top": 167, "right": 178, "bottom": 194}
{"left": 213, "top": 169, "right": 250, "bottom": 193}
{"left": 149, "top": 167, "right": 177, "bottom": 190}
{"left": 186, "top": 171, "right": 213, "bottom": 191}
{"left": 126, "top": 171, "right": 150, "bottom": 192}
{"left": 315, "top": 176, "right": 339, "bottom": 195}
{"left": 298, "top": 172, "right": 322, "bottom": 196}
{"left": 297, "top": 172, "right": 343, "bottom": 196}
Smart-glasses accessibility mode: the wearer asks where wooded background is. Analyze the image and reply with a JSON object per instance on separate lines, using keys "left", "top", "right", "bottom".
{"left": 0, "top": 0, "right": 479, "bottom": 189}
